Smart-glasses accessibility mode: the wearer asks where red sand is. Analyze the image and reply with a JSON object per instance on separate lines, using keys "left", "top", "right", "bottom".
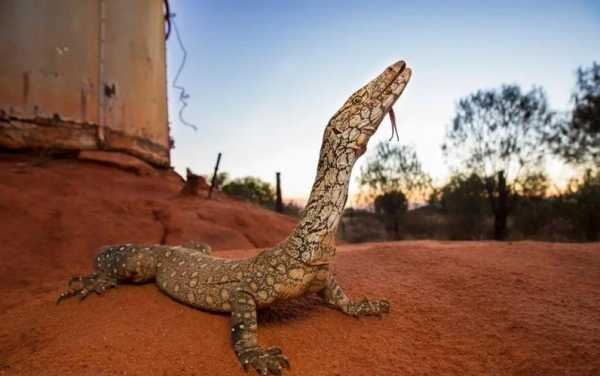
{"left": 1, "top": 154, "right": 599, "bottom": 375}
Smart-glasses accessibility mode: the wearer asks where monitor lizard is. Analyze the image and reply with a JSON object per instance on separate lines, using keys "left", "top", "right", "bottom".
{"left": 58, "top": 60, "right": 412, "bottom": 375}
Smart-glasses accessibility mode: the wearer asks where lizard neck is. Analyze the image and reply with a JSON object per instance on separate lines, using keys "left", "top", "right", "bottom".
{"left": 284, "top": 130, "right": 358, "bottom": 264}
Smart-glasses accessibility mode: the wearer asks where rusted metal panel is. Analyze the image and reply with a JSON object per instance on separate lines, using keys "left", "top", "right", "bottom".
{"left": 0, "top": 0, "right": 100, "bottom": 123}
{"left": 102, "top": 0, "right": 169, "bottom": 151}
{"left": 0, "top": 0, "right": 170, "bottom": 167}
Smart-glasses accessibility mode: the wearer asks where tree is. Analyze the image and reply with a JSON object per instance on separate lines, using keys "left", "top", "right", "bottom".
{"left": 513, "top": 171, "right": 550, "bottom": 199}
{"left": 437, "top": 174, "right": 489, "bottom": 239}
{"left": 374, "top": 191, "right": 408, "bottom": 239}
{"left": 439, "top": 174, "right": 488, "bottom": 216}
{"left": 562, "top": 170, "right": 600, "bottom": 241}
{"left": 442, "top": 85, "right": 555, "bottom": 240}
{"left": 222, "top": 176, "right": 276, "bottom": 208}
{"left": 358, "top": 142, "right": 431, "bottom": 239}
{"left": 358, "top": 142, "right": 432, "bottom": 202}
{"left": 547, "top": 62, "right": 600, "bottom": 167}
{"left": 512, "top": 172, "right": 553, "bottom": 238}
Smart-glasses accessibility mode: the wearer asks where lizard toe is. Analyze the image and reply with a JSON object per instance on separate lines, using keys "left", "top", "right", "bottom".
{"left": 57, "top": 272, "right": 116, "bottom": 304}
{"left": 378, "top": 299, "right": 391, "bottom": 314}
{"left": 239, "top": 347, "right": 289, "bottom": 375}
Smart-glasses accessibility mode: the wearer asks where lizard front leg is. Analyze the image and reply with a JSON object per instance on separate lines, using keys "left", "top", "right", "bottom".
{"left": 318, "top": 276, "right": 390, "bottom": 317}
{"left": 57, "top": 272, "right": 117, "bottom": 303}
{"left": 230, "top": 290, "right": 290, "bottom": 375}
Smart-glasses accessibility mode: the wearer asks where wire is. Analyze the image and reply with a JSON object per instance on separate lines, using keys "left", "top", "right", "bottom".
{"left": 169, "top": 13, "right": 198, "bottom": 131}
{"left": 163, "top": 0, "right": 171, "bottom": 40}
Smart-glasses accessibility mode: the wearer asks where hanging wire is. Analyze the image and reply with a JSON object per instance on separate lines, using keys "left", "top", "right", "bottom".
{"left": 169, "top": 12, "right": 198, "bottom": 131}
{"left": 163, "top": 0, "right": 171, "bottom": 40}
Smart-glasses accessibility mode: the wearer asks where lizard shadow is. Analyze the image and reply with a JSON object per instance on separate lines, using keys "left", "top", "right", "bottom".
{"left": 257, "top": 295, "right": 325, "bottom": 328}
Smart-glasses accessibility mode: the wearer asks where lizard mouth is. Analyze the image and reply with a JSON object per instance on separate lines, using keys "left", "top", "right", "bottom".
{"left": 361, "top": 60, "right": 412, "bottom": 137}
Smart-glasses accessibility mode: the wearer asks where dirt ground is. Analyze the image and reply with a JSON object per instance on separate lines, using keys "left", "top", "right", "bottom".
{"left": 1, "top": 153, "right": 599, "bottom": 375}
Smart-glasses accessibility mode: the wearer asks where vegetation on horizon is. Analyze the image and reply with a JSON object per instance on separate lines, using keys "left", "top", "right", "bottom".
{"left": 216, "top": 174, "right": 302, "bottom": 217}
{"left": 345, "top": 61, "right": 599, "bottom": 243}
{"left": 213, "top": 62, "right": 598, "bottom": 243}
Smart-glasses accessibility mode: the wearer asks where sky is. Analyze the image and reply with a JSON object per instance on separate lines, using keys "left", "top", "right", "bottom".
{"left": 166, "top": 0, "right": 600, "bottom": 203}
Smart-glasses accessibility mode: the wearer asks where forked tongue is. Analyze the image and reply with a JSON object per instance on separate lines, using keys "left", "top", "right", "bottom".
{"left": 388, "top": 107, "right": 399, "bottom": 142}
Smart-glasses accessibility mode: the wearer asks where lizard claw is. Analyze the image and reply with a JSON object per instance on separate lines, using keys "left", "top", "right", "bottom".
{"left": 239, "top": 346, "right": 290, "bottom": 375}
{"left": 351, "top": 298, "right": 391, "bottom": 317}
{"left": 57, "top": 273, "right": 117, "bottom": 304}
{"left": 378, "top": 299, "right": 391, "bottom": 314}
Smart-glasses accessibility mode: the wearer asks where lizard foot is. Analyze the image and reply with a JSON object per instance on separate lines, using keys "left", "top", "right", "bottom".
{"left": 239, "top": 346, "right": 290, "bottom": 376}
{"left": 350, "top": 298, "right": 391, "bottom": 317}
{"left": 56, "top": 272, "right": 117, "bottom": 304}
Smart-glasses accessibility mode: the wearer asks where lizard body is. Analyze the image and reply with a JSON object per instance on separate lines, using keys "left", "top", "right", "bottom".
{"left": 59, "top": 60, "right": 412, "bottom": 375}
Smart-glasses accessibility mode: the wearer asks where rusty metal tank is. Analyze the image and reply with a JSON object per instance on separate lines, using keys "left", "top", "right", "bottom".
{"left": 0, "top": 0, "right": 170, "bottom": 167}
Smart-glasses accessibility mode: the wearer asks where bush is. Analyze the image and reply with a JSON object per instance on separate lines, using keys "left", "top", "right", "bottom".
{"left": 222, "top": 176, "right": 276, "bottom": 209}
{"left": 374, "top": 191, "right": 408, "bottom": 239}
{"left": 438, "top": 174, "right": 490, "bottom": 239}
{"left": 561, "top": 170, "right": 600, "bottom": 241}
{"left": 337, "top": 209, "right": 387, "bottom": 243}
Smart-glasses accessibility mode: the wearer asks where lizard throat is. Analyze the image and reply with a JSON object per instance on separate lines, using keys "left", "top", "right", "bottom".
{"left": 284, "top": 140, "right": 358, "bottom": 265}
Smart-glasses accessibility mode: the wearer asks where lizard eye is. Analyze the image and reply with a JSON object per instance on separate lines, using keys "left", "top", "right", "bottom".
{"left": 352, "top": 97, "right": 362, "bottom": 105}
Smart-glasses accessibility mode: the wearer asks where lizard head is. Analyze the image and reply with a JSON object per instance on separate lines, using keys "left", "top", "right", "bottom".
{"left": 327, "top": 60, "right": 412, "bottom": 157}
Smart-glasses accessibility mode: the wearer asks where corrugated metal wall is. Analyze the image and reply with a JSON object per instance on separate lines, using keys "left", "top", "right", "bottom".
{"left": 0, "top": 0, "right": 170, "bottom": 167}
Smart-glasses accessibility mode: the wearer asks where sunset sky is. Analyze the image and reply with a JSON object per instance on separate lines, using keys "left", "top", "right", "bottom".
{"left": 166, "top": 0, "right": 600, "bottom": 203}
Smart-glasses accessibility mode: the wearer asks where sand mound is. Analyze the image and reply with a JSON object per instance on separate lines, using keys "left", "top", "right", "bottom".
{"left": 0, "top": 153, "right": 296, "bottom": 313}
{"left": 1, "top": 153, "right": 599, "bottom": 375}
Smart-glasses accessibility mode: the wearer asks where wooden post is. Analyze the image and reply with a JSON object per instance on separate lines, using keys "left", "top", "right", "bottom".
{"left": 275, "top": 172, "right": 283, "bottom": 213}
{"left": 208, "top": 152, "right": 222, "bottom": 199}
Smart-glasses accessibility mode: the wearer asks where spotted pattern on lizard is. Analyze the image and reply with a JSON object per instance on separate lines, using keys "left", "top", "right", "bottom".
{"left": 58, "top": 60, "right": 412, "bottom": 375}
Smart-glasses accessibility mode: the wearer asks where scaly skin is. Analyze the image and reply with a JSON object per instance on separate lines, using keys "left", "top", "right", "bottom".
{"left": 58, "top": 60, "right": 412, "bottom": 375}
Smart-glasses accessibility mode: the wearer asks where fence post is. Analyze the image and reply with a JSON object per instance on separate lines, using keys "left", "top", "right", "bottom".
{"left": 208, "top": 152, "right": 222, "bottom": 199}
{"left": 275, "top": 172, "right": 283, "bottom": 213}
